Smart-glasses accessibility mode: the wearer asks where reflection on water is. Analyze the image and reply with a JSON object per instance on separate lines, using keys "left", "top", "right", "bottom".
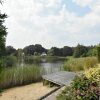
{"left": 23, "top": 57, "right": 65, "bottom": 75}
{"left": 40, "top": 61, "right": 64, "bottom": 75}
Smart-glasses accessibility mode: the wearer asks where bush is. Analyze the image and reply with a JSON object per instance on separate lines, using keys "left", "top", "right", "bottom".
{"left": 85, "top": 66, "right": 100, "bottom": 83}
{"left": 1, "top": 56, "right": 17, "bottom": 68}
{"left": 57, "top": 67, "right": 100, "bottom": 100}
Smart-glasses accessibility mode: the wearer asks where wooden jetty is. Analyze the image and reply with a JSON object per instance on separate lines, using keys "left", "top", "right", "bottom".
{"left": 42, "top": 71, "right": 76, "bottom": 86}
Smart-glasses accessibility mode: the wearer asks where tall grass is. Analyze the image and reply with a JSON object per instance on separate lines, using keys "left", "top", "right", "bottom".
{"left": 63, "top": 57, "right": 98, "bottom": 72}
{"left": 0, "top": 65, "right": 43, "bottom": 89}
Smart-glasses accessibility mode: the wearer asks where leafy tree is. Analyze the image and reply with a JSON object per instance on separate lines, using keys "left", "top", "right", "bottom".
{"left": 87, "top": 47, "right": 97, "bottom": 56}
{"left": 47, "top": 48, "right": 54, "bottom": 56}
{"left": 23, "top": 44, "right": 47, "bottom": 56}
{"left": 23, "top": 45, "right": 35, "bottom": 56}
{"left": 73, "top": 44, "right": 88, "bottom": 58}
{"left": 0, "top": 0, "right": 7, "bottom": 92}
{"left": 47, "top": 47, "right": 62, "bottom": 56}
{"left": 0, "top": 0, "right": 7, "bottom": 68}
{"left": 97, "top": 46, "right": 100, "bottom": 63}
{"left": 6, "top": 46, "right": 16, "bottom": 56}
{"left": 62, "top": 46, "right": 73, "bottom": 56}
{"left": 34, "top": 44, "right": 46, "bottom": 54}
{"left": 0, "top": 13, "right": 7, "bottom": 57}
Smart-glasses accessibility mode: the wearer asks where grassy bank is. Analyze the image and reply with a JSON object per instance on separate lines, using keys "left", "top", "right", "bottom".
{"left": 63, "top": 57, "right": 97, "bottom": 72}
{"left": 0, "top": 65, "right": 43, "bottom": 89}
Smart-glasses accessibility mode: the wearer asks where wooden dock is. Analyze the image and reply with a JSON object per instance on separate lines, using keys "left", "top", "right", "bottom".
{"left": 42, "top": 71, "right": 76, "bottom": 86}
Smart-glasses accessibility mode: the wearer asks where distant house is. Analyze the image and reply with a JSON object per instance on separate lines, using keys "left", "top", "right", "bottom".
{"left": 41, "top": 52, "right": 47, "bottom": 56}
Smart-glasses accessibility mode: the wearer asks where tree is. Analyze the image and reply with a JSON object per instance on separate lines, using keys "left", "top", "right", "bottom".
{"left": 0, "top": 13, "right": 7, "bottom": 57}
{"left": 23, "top": 45, "right": 35, "bottom": 56}
{"left": 34, "top": 44, "right": 46, "bottom": 54}
{"left": 73, "top": 44, "right": 88, "bottom": 58}
{"left": 6, "top": 46, "right": 16, "bottom": 55}
{"left": 87, "top": 47, "right": 97, "bottom": 56}
{"left": 47, "top": 47, "right": 62, "bottom": 56}
{"left": 0, "top": 0, "right": 7, "bottom": 68}
{"left": 23, "top": 44, "right": 47, "bottom": 56}
{"left": 97, "top": 46, "right": 100, "bottom": 63}
{"left": 0, "top": 0, "right": 7, "bottom": 91}
{"left": 62, "top": 46, "right": 73, "bottom": 56}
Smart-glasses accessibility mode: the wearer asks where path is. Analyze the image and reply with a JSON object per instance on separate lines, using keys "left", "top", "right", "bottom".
{"left": 0, "top": 82, "right": 56, "bottom": 100}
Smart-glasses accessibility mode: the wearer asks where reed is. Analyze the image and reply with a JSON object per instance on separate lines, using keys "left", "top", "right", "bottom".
{"left": 63, "top": 57, "right": 97, "bottom": 72}
{"left": 0, "top": 65, "right": 43, "bottom": 89}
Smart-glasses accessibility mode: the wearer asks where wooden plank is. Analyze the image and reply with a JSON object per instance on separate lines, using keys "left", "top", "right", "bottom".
{"left": 42, "top": 71, "right": 76, "bottom": 86}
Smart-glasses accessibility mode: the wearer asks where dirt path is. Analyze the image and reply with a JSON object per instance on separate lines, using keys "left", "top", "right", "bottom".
{"left": 0, "top": 82, "right": 56, "bottom": 100}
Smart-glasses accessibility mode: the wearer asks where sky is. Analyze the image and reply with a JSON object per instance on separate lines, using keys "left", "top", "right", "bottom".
{"left": 0, "top": 0, "right": 100, "bottom": 49}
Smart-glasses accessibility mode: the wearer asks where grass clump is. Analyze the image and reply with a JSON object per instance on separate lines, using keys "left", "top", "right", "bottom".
{"left": 64, "top": 57, "right": 97, "bottom": 72}
{"left": 63, "top": 57, "right": 84, "bottom": 71}
{"left": 84, "top": 57, "right": 97, "bottom": 70}
{"left": 0, "top": 65, "right": 42, "bottom": 89}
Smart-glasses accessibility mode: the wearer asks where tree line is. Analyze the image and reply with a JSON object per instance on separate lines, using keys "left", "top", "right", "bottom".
{"left": 5, "top": 44, "right": 97, "bottom": 57}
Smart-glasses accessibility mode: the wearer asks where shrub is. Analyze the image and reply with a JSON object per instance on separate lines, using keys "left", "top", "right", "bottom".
{"left": 1, "top": 56, "right": 17, "bottom": 68}
{"left": 57, "top": 67, "right": 100, "bottom": 100}
{"left": 85, "top": 66, "right": 100, "bottom": 83}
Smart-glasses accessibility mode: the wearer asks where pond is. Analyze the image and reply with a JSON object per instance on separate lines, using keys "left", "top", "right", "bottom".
{"left": 40, "top": 61, "right": 64, "bottom": 75}
{"left": 23, "top": 57, "right": 65, "bottom": 75}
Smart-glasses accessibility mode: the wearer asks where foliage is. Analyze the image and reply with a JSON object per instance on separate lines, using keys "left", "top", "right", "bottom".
{"left": 87, "top": 48, "right": 97, "bottom": 56}
{"left": 47, "top": 47, "right": 62, "bottom": 56}
{"left": 0, "top": 0, "right": 7, "bottom": 92}
{"left": 6, "top": 46, "right": 16, "bottom": 56}
{"left": 3, "top": 56, "right": 17, "bottom": 67}
{"left": 17, "top": 44, "right": 97, "bottom": 57}
{"left": 63, "top": 57, "right": 84, "bottom": 71}
{"left": 23, "top": 44, "right": 47, "bottom": 56}
{"left": 0, "top": 10, "right": 7, "bottom": 57}
{"left": 57, "top": 67, "right": 100, "bottom": 100}
{"left": 85, "top": 66, "right": 100, "bottom": 83}
{"left": 62, "top": 46, "right": 73, "bottom": 57}
{"left": 84, "top": 57, "right": 97, "bottom": 69}
{"left": 73, "top": 44, "right": 88, "bottom": 58}
{"left": 97, "top": 46, "right": 100, "bottom": 63}
{"left": 64, "top": 57, "right": 97, "bottom": 72}
{"left": 0, "top": 65, "right": 43, "bottom": 89}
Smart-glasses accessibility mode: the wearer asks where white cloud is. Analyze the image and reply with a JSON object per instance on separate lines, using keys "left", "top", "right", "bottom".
{"left": 0, "top": 0, "right": 100, "bottom": 48}
{"left": 73, "top": 0, "right": 93, "bottom": 7}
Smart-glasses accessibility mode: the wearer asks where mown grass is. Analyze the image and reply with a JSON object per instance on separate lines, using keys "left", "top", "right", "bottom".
{"left": 0, "top": 65, "right": 43, "bottom": 89}
{"left": 63, "top": 57, "right": 98, "bottom": 72}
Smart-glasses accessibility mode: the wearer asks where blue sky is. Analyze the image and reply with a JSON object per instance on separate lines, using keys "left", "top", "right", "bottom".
{"left": 0, "top": 0, "right": 100, "bottom": 48}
